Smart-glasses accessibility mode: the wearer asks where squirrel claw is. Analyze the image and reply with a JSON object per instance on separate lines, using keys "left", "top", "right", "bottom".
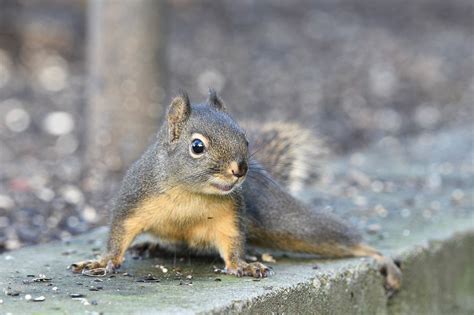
{"left": 70, "top": 260, "right": 103, "bottom": 273}
{"left": 225, "top": 261, "right": 273, "bottom": 278}
{"left": 70, "top": 259, "right": 117, "bottom": 276}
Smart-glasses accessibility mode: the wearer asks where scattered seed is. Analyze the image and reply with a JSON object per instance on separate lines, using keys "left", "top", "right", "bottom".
{"left": 82, "top": 268, "right": 107, "bottom": 277}
{"left": 136, "top": 274, "right": 160, "bottom": 283}
{"left": 33, "top": 296, "right": 45, "bottom": 302}
{"left": 213, "top": 266, "right": 224, "bottom": 274}
{"left": 5, "top": 290, "right": 20, "bottom": 296}
{"left": 23, "top": 275, "right": 52, "bottom": 284}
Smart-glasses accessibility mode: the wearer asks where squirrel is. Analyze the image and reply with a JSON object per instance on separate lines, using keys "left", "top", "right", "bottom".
{"left": 71, "top": 90, "right": 402, "bottom": 291}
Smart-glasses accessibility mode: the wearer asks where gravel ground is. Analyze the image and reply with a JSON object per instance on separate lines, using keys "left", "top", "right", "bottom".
{"left": 0, "top": 0, "right": 472, "bottom": 252}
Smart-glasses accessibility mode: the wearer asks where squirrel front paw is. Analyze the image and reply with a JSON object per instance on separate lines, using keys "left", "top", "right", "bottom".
{"left": 225, "top": 261, "right": 273, "bottom": 278}
{"left": 70, "top": 258, "right": 118, "bottom": 276}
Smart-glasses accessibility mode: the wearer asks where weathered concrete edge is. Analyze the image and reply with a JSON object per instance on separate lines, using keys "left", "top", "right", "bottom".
{"left": 209, "top": 229, "right": 474, "bottom": 315}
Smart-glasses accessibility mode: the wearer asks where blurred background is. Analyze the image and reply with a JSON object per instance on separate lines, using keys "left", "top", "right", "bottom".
{"left": 0, "top": 0, "right": 472, "bottom": 253}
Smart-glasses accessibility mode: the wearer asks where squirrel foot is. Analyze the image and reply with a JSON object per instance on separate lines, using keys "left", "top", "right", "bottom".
{"left": 379, "top": 256, "right": 402, "bottom": 296}
{"left": 225, "top": 261, "right": 272, "bottom": 278}
{"left": 351, "top": 244, "right": 402, "bottom": 294}
{"left": 70, "top": 258, "right": 118, "bottom": 276}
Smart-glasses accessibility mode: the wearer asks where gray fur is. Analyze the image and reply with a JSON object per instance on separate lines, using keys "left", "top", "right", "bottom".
{"left": 110, "top": 91, "right": 361, "bottom": 254}
{"left": 207, "top": 88, "right": 226, "bottom": 110}
{"left": 110, "top": 93, "right": 248, "bottom": 218}
{"left": 244, "top": 162, "right": 361, "bottom": 247}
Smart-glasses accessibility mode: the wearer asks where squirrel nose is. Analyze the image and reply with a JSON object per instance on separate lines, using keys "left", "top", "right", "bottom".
{"left": 230, "top": 160, "right": 248, "bottom": 178}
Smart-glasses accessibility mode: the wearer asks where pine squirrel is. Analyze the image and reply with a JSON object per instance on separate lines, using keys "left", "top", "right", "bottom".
{"left": 71, "top": 90, "right": 402, "bottom": 291}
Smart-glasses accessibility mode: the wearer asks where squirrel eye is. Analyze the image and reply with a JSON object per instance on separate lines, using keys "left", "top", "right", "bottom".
{"left": 191, "top": 138, "right": 205, "bottom": 155}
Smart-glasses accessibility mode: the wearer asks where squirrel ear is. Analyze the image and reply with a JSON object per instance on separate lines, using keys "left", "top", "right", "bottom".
{"left": 207, "top": 88, "right": 226, "bottom": 111}
{"left": 167, "top": 91, "right": 191, "bottom": 142}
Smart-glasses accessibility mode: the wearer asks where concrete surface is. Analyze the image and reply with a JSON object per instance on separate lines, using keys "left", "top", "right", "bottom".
{"left": 0, "top": 126, "right": 473, "bottom": 314}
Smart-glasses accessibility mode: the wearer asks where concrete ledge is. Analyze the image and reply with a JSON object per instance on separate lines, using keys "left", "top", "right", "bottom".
{"left": 225, "top": 231, "right": 474, "bottom": 315}
{"left": 0, "top": 227, "right": 472, "bottom": 314}
{"left": 1, "top": 127, "right": 473, "bottom": 314}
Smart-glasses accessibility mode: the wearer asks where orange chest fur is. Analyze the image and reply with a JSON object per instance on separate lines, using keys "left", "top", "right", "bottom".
{"left": 124, "top": 188, "right": 240, "bottom": 247}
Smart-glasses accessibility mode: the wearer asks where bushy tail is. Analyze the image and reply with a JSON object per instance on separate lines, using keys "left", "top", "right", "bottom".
{"left": 245, "top": 121, "right": 328, "bottom": 196}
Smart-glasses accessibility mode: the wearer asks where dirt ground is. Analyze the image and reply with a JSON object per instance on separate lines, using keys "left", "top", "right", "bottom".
{"left": 0, "top": 0, "right": 472, "bottom": 252}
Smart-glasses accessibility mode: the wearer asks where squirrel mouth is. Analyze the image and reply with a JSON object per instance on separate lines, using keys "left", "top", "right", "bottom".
{"left": 210, "top": 182, "right": 235, "bottom": 192}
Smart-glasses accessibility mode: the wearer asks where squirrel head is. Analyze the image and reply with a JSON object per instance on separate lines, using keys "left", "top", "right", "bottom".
{"left": 162, "top": 89, "right": 249, "bottom": 196}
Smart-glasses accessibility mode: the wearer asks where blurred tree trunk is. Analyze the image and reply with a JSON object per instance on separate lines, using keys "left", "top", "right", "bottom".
{"left": 0, "top": 0, "right": 22, "bottom": 59}
{"left": 85, "top": 0, "right": 166, "bottom": 178}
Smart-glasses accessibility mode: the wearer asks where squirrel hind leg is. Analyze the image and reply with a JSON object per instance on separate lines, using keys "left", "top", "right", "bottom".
{"left": 350, "top": 243, "right": 402, "bottom": 293}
